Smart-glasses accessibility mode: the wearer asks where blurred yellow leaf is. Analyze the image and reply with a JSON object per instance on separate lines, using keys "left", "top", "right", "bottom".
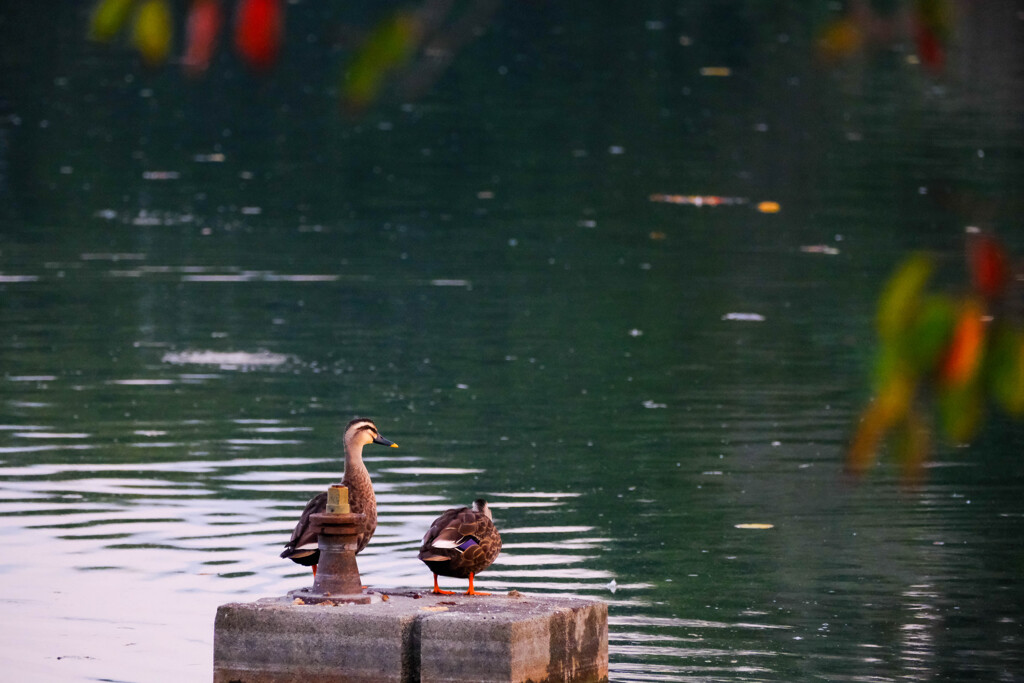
{"left": 877, "top": 253, "right": 933, "bottom": 341}
{"left": 89, "top": 0, "right": 136, "bottom": 42}
{"left": 133, "top": 0, "right": 173, "bottom": 67}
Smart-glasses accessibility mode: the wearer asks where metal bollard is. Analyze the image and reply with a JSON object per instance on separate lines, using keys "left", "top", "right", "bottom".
{"left": 290, "top": 485, "right": 374, "bottom": 604}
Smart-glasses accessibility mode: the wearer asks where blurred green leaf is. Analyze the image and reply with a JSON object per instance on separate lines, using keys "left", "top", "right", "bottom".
{"left": 892, "top": 408, "right": 930, "bottom": 480}
{"left": 906, "top": 295, "right": 956, "bottom": 375}
{"left": 937, "top": 382, "right": 983, "bottom": 444}
{"left": 987, "top": 326, "right": 1024, "bottom": 416}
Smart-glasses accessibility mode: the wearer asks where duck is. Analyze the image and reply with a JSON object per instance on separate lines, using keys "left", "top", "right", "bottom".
{"left": 280, "top": 417, "right": 397, "bottom": 576}
{"left": 418, "top": 498, "right": 502, "bottom": 595}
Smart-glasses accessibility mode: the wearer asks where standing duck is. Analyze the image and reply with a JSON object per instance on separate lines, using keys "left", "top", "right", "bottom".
{"left": 418, "top": 498, "right": 502, "bottom": 595}
{"left": 281, "top": 417, "right": 397, "bottom": 575}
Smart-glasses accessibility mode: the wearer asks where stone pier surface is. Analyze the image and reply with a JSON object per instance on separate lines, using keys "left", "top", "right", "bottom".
{"left": 214, "top": 589, "right": 608, "bottom": 683}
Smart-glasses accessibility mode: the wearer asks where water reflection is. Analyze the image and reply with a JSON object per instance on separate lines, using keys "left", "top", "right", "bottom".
{"left": 2, "top": 358, "right": 1024, "bottom": 681}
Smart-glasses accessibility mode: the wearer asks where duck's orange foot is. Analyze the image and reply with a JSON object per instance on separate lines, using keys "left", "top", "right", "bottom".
{"left": 431, "top": 574, "right": 456, "bottom": 595}
{"left": 464, "top": 573, "right": 490, "bottom": 596}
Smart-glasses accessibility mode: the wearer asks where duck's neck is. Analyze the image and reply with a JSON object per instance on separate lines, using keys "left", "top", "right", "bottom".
{"left": 341, "top": 441, "right": 373, "bottom": 504}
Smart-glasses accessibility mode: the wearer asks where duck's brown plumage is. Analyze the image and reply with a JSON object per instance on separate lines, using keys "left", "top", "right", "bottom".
{"left": 419, "top": 499, "right": 501, "bottom": 593}
{"left": 280, "top": 418, "right": 396, "bottom": 571}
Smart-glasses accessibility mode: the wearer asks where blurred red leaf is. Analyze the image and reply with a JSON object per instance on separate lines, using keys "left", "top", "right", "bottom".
{"left": 967, "top": 233, "right": 1009, "bottom": 300}
{"left": 914, "top": 22, "right": 943, "bottom": 71}
{"left": 234, "top": 0, "right": 282, "bottom": 72}
{"left": 184, "top": 0, "right": 222, "bottom": 77}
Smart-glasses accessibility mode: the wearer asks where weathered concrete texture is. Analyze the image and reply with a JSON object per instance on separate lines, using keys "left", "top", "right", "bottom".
{"left": 214, "top": 589, "right": 608, "bottom": 683}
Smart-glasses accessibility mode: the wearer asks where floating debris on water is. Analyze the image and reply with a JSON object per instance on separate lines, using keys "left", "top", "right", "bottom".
{"left": 430, "top": 279, "right": 472, "bottom": 288}
{"left": 193, "top": 153, "right": 225, "bottom": 162}
{"left": 642, "top": 400, "right": 667, "bottom": 409}
{"left": 80, "top": 253, "right": 146, "bottom": 262}
{"left": 161, "top": 350, "right": 292, "bottom": 368}
{"left": 110, "top": 379, "right": 176, "bottom": 386}
{"left": 700, "top": 66, "right": 732, "bottom": 77}
{"left": 800, "top": 245, "right": 840, "bottom": 255}
{"left": 141, "top": 171, "right": 180, "bottom": 180}
{"left": 735, "top": 523, "right": 775, "bottom": 530}
{"left": 650, "top": 194, "right": 780, "bottom": 212}
{"left": 650, "top": 193, "right": 747, "bottom": 207}
{"left": 722, "top": 312, "right": 766, "bottom": 322}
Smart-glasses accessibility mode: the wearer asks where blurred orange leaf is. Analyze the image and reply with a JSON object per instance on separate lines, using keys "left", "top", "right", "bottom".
{"left": 848, "top": 372, "right": 914, "bottom": 474}
{"left": 939, "top": 300, "right": 986, "bottom": 387}
{"left": 817, "top": 17, "right": 863, "bottom": 63}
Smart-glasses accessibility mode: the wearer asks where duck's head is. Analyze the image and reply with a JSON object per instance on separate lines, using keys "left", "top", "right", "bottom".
{"left": 344, "top": 417, "right": 398, "bottom": 449}
{"left": 472, "top": 498, "right": 492, "bottom": 519}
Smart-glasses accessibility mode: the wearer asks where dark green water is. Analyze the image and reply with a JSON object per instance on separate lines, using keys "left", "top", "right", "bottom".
{"left": 2, "top": 2, "right": 1023, "bottom": 681}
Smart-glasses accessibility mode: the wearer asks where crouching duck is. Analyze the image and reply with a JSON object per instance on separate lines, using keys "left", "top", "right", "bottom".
{"left": 280, "top": 417, "right": 397, "bottom": 576}
{"left": 418, "top": 498, "right": 502, "bottom": 595}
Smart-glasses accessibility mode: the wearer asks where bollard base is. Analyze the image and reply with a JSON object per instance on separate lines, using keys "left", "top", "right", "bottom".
{"left": 288, "top": 587, "right": 380, "bottom": 605}
{"left": 214, "top": 588, "right": 608, "bottom": 683}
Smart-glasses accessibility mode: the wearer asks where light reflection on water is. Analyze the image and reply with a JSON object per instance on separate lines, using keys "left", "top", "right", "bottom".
{"left": 3, "top": 321, "right": 1024, "bottom": 683}
{"left": 0, "top": 407, "right": 805, "bottom": 682}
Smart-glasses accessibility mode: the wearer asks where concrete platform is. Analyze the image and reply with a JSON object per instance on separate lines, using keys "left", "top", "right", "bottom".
{"left": 214, "top": 588, "right": 608, "bottom": 683}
